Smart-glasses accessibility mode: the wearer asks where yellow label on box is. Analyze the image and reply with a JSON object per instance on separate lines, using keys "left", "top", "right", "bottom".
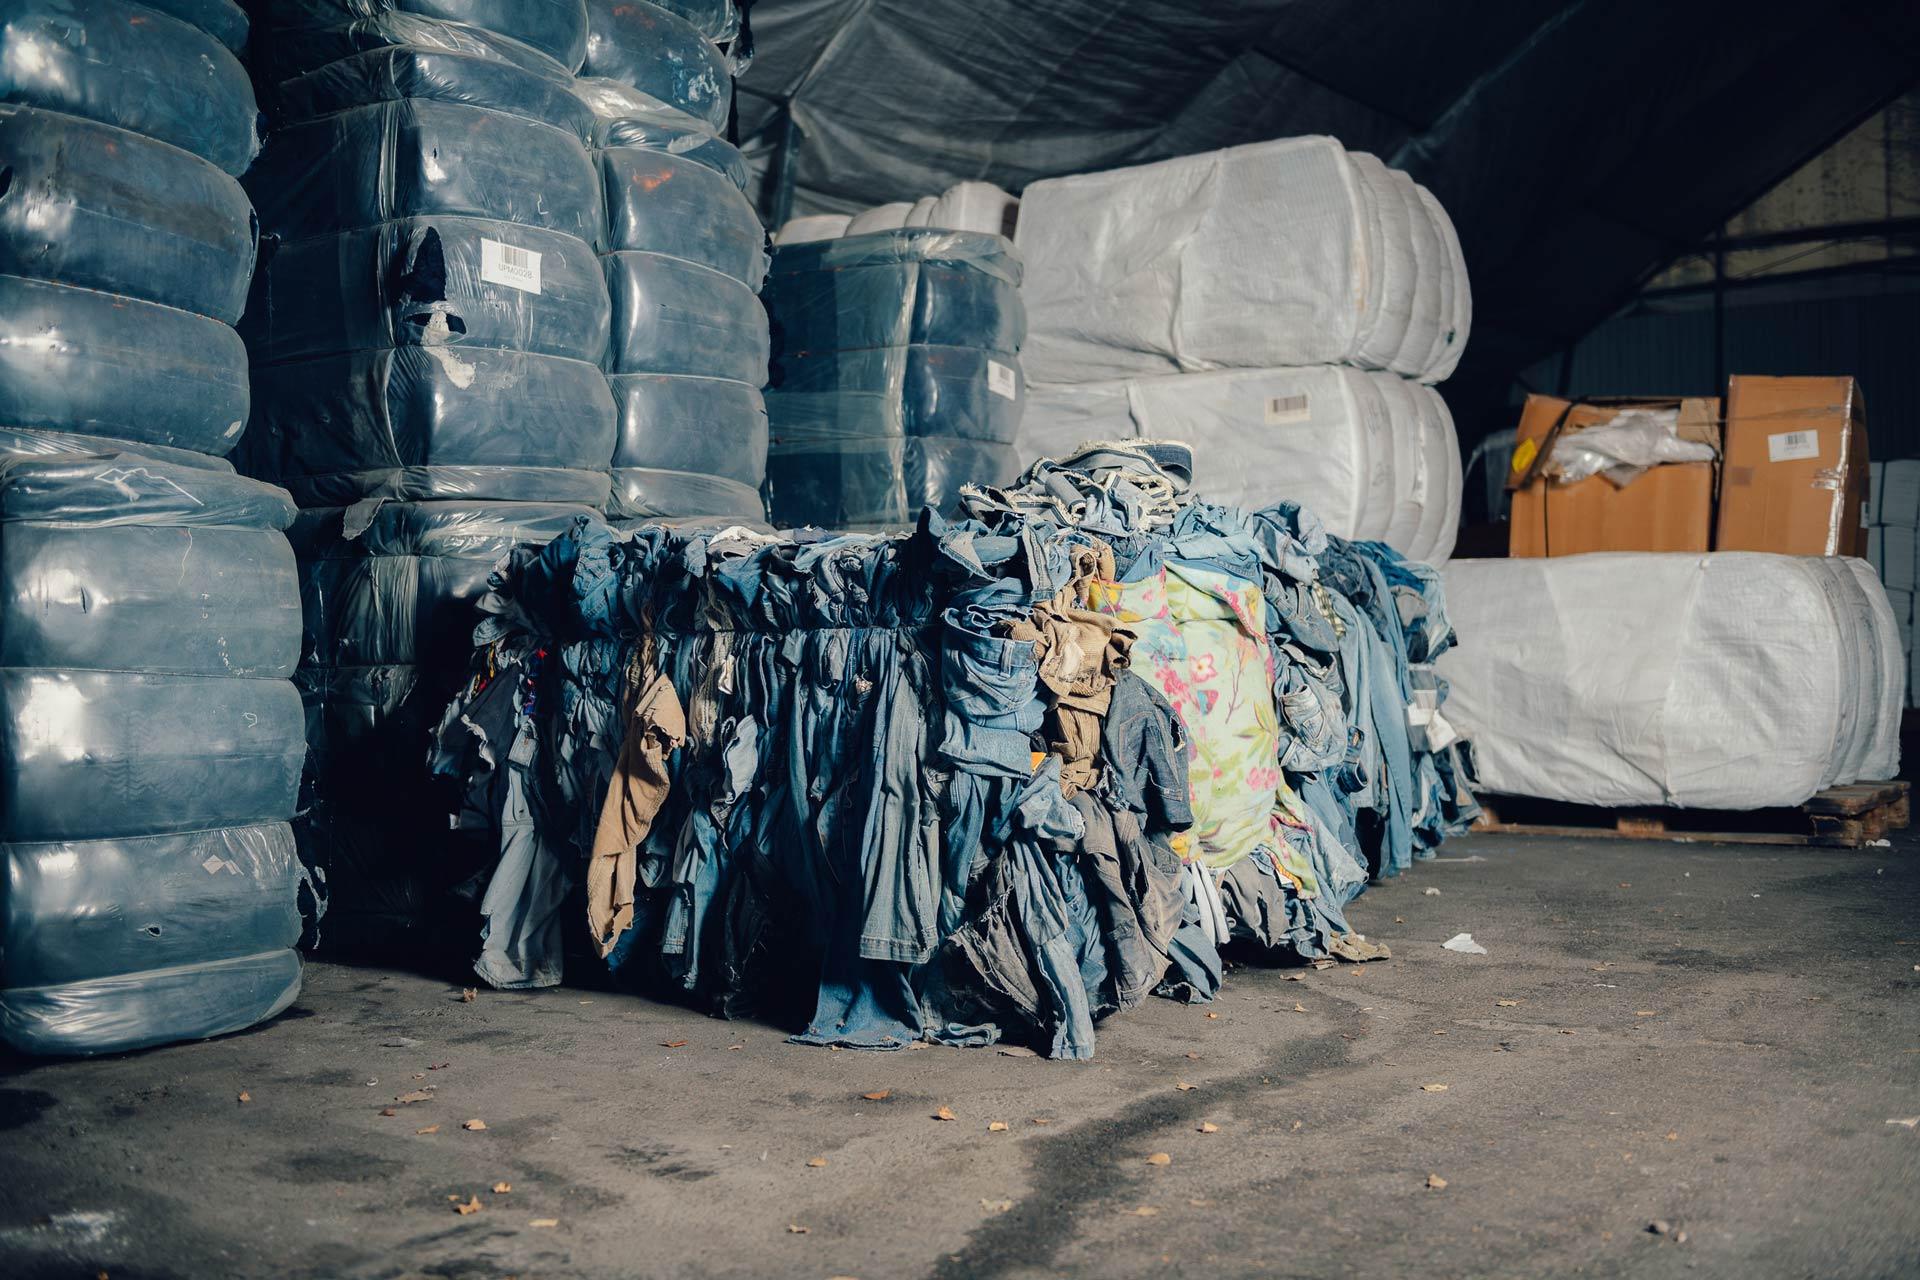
{"left": 1511, "top": 438, "right": 1538, "bottom": 473}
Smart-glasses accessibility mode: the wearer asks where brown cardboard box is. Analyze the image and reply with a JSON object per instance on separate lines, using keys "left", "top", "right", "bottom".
{"left": 1508, "top": 394, "right": 1721, "bottom": 557}
{"left": 1715, "top": 375, "right": 1868, "bottom": 556}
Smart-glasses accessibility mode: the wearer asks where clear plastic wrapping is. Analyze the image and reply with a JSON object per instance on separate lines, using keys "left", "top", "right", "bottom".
{"left": 273, "top": 42, "right": 598, "bottom": 143}
{"left": 0, "top": 669, "right": 305, "bottom": 842}
{"left": 606, "top": 467, "right": 764, "bottom": 522}
{"left": 766, "top": 435, "right": 1017, "bottom": 529}
{"left": 245, "top": 345, "right": 617, "bottom": 494}
{"left": 247, "top": 99, "right": 604, "bottom": 247}
{"left": 0, "top": 274, "right": 249, "bottom": 456}
{"left": 580, "top": 0, "right": 731, "bottom": 132}
{"left": 600, "top": 148, "right": 767, "bottom": 286}
{"left": 574, "top": 81, "right": 748, "bottom": 190}
{"left": 0, "top": 105, "right": 257, "bottom": 324}
{"left": 278, "top": 464, "right": 613, "bottom": 509}
{"left": 0, "top": 428, "right": 235, "bottom": 472}
{"left": 0, "top": 947, "right": 302, "bottom": 1057}
{"left": 291, "top": 500, "right": 596, "bottom": 667}
{"left": 0, "top": 823, "right": 300, "bottom": 991}
{"left": 260, "top": 0, "right": 590, "bottom": 72}
{"left": 647, "top": 0, "right": 738, "bottom": 43}
{"left": 135, "top": 0, "right": 248, "bottom": 53}
{"left": 768, "top": 345, "right": 1023, "bottom": 444}
{"left": 257, "top": 11, "right": 570, "bottom": 84}
{"left": 0, "top": 0, "right": 260, "bottom": 174}
{"left": 244, "top": 218, "right": 612, "bottom": 364}
{"left": 609, "top": 373, "right": 767, "bottom": 486}
{"left": 606, "top": 253, "right": 768, "bottom": 381}
{"left": 765, "top": 230, "right": 1025, "bottom": 356}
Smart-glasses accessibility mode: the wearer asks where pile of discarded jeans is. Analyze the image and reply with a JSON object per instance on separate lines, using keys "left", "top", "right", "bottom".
{"left": 431, "top": 443, "right": 1475, "bottom": 1055}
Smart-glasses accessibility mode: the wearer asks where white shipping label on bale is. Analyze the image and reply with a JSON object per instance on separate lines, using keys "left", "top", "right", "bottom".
{"left": 987, "top": 359, "right": 1018, "bottom": 400}
{"left": 1437, "top": 553, "right": 1902, "bottom": 811}
{"left": 480, "top": 239, "right": 542, "bottom": 295}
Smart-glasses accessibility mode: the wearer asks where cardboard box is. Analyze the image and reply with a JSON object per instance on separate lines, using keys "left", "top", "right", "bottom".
{"left": 1507, "top": 394, "right": 1721, "bottom": 557}
{"left": 1716, "top": 375, "right": 1868, "bottom": 557}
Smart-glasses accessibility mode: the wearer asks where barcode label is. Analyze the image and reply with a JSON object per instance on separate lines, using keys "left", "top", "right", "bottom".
{"left": 1767, "top": 429, "right": 1819, "bottom": 462}
{"left": 1265, "top": 393, "right": 1310, "bottom": 425}
{"left": 480, "top": 238, "right": 542, "bottom": 294}
{"left": 987, "top": 359, "right": 1018, "bottom": 400}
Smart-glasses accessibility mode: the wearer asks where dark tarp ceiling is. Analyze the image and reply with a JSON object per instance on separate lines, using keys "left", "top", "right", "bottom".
{"left": 734, "top": 0, "right": 1920, "bottom": 438}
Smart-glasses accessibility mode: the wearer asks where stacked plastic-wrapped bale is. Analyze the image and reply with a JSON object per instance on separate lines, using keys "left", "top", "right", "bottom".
{"left": 1014, "top": 138, "right": 1470, "bottom": 564}
{"left": 0, "top": 0, "right": 310, "bottom": 1054}
{"left": 761, "top": 230, "right": 1028, "bottom": 529}
{"left": 238, "top": 1, "right": 610, "bottom": 949}
{"left": 573, "top": 0, "right": 771, "bottom": 525}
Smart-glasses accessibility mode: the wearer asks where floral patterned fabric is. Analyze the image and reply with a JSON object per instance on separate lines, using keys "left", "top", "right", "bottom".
{"left": 1096, "top": 561, "right": 1320, "bottom": 895}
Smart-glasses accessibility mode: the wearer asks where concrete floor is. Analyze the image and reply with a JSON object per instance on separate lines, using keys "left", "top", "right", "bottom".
{"left": 3, "top": 832, "right": 1919, "bottom": 1280}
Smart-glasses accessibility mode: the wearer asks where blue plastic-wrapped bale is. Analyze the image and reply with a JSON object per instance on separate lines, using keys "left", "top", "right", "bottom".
{"left": 0, "top": 275, "right": 250, "bottom": 457}
{"left": 134, "top": 0, "right": 249, "bottom": 52}
{"left": 0, "top": 106, "right": 257, "bottom": 324}
{"left": 245, "top": 345, "right": 617, "bottom": 505}
{"left": 606, "top": 253, "right": 767, "bottom": 382}
{"left": 580, "top": 0, "right": 731, "bottom": 132}
{"left": 247, "top": 99, "right": 604, "bottom": 247}
{"left": 764, "top": 229, "right": 1025, "bottom": 357}
{"left": 0, "top": 0, "right": 260, "bottom": 175}
{"left": 244, "top": 219, "right": 612, "bottom": 365}
{"left": 575, "top": 81, "right": 749, "bottom": 190}
{"left": 273, "top": 41, "right": 598, "bottom": 144}
{"left": 608, "top": 373, "right": 766, "bottom": 514}
{"left": 258, "top": 10, "right": 571, "bottom": 83}
{"left": 646, "top": 0, "right": 738, "bottom": 42}
{"left": 771, "top": 345, "right": 1024, "bottom": 444}
{"left": 262, "top": 0, "right": 590, "bottom": 72}
{"left": 600, "top": 147, "right": 766, "bottom": 286}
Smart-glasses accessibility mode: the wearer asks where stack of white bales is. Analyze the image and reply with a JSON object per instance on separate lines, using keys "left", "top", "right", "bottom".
{"left": 1863, "top": 460, "right": 1920, "bottom": 705}
{"left": 1013, "top": 138, "right": 1468, "bottom": 563}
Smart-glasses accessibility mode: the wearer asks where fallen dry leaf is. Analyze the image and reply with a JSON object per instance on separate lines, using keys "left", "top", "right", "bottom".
{"left": 429, "top": 1062, "right": 451, "bottom": 1071}
{"left": 1030, "top": 1118, "right": 1052, "bottom": 1126}
{"left": 988, "top": 1121, "right": 1009, "bottom": 1132}
{"left": 932, "top": 1106, "right": 957, "bottom": 1121}
{"left": 1197, "top": 1122, "right": 1220, "bottom": 1134}
{"left": 1559, "top": 1029, "right": 1577, "bottom": 1036}
{"left": 806, "top": 1157, "right": 828, "bottom": 1168}
{"left": 1185, "top": 1052, "right": 1200, "bottom": 1060}
{"left": 461, "top": 988, "right": 477, "bottom": 1003}
{"left": 491, "top": 1182, "right": 511, "bottom": 1194}
{"left": 1665, "top": 1131, "right": 1679, "bottom": 1141}
{"left": 1496, "top": 999, "right": 1521, "bottom": 1007}
{"left": 416, "top": 1125, "right": 440, "bottom": 1135}
{"left": 379, "top": 1108, "right": 398, "bottom": 1118}
{"left": 1421, "top": 1084, "right": 1450, "bottom": 1093}
{"left": 1886, "top": 1117, "right": 1920, "bottom": 1129}
{"left": 661, "top": 1040, "right": 689, "bottom": 1049}
{"left": 529, "top": 1218, "right": 559, "bottom": 1228}
{"left": 395, "top": 1090, "right": 433, "bottom": 1104}
{"left": 237, "top": 1091, "right": 251, "bottom": 1105}
{"left": 412, "top": 1073, "right": 426, "bottom": 1081}
{"left": 1293, "top": 1003, "right": 1308, "bottom": 1013}
{"left": 1175, "top": 1082, "right": 1197, "bottom": 1092}
{"left": 1426, "top": 1174, "right": 1448, "bottom": 1190}
{"left": 1144, "top": 1152, "right": 1171, "bottom": 1167}
{"left": 1619, "top": 882, "right": 1632, "bottom": 889}
{"left": 728, "top": 1044, "right": 744, "bottom": 1051}
{"left": 786, "top": 1223, "right": 810, "bottom": 1235}
{"left": 1635, "top": 1010, "right": 1659, "bottom": 1017}
{"left": 453, "top": 1196, "right": 482, "bottom": 1216}
{"left": 1393, "top": 916, "right": 1406, "bottom": 923}
{"left": 1126, "top": 1206, "right": 1159, "bottom": 1217}
{"left": 861, "top": 1090, "right": 892, "bottom": 1101}
{"left": 980, "top": 1198, "right": 1013, "bottom": 1213}
{"left": 1205, "top": 1012, "right": 1219, "bottom": 1020}
{"left": 1422, "top": 888, "right": 1441, "bottom": 897}
{"left": 1432, "top": 1030, "right": 1448, "bottom": 1036}
{"left": 462, "top": 1119, "right": 487, "bottom": 1131}
{"left": 1291, "top": 1121, "right": 1303, "bottom": 1131}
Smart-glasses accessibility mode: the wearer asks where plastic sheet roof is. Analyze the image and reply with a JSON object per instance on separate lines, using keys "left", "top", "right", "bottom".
{"left": 737, "top": 0, "right": 1920, "bottom": 429}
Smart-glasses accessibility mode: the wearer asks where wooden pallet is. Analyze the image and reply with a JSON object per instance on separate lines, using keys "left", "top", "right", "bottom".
{"left": 1471, "top": 780, "right": 1910, "bottom": 849}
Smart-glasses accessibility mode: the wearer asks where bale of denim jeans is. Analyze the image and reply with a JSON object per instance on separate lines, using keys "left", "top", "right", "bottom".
{"left": 1019, "top": 365, "right": 1462, "bottom": 562}
{"left": 1016, "top": 139, "right": 1470, "bottom": 385}
{"left": 0, "top": 0, "right": 260, "bottom": 174}
{"left": 765, "top": 230, "right": 1025, "bottom": 357}
{"left": 766, "top": 434, "right": 1017, "bottom": 528}
{"left": 244, "top": 345, "right": 617, "bottom": 499}
{"left": 0, "top": 824, "right": 301, "bottom": 992}
{"left": 607, "top": 468, "right": 765, "bottom": 523}
{"left": 243, "top": 219, "right": 612, "bottom": 365}
{"left": 0, "top": 947, "right": 303, "bottom": 1057}
{"left": 247, "top": 100, "right": 604, "bottom": 247}
{"left": 256, "top": 10, "right": 571, "bottom": 84}
{"left": 0, "top": 276, "right": 249, "bottom": 457}
{"left": 135, "top": 0, "right": 248, "bottom": 51}
{"left": 1438, "top": 553, "right": 1904, "bottom": 809}
{"left": 580, "top": 0, "right": 732, "bottom": 133}
{"left": 610, "top": 372, "right": 767, "bottom": 487}
{"left": 271, "top": 40, "right": 599, "bottom": 143}
{"left": 770, "top": 345, "right": 1022, "bottom": 444}
{"left": 0, "top": 428, "right": 236, "bottom": 471}
{"left": 600, "top": 148, "right": 766, "bottom": 286}
{"left": 0, "top": 107, "right": 257, "bottom": 324}
{"left": 291, "top": 500, "right": 597, "bottom": 668}
{"left": 605, "top": 254, "right": 767, "bottom": 381}
{"left": 261, "top": 0, "right": 590, "bottom": 71}
{"left": 574, "top": 81, "right": 749, "bottom": 190}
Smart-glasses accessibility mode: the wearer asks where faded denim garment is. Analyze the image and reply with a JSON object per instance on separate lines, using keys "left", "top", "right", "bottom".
{"left": 856, "top": 636, "right": 941, "bottom": 965}
{"left": 473, "top": 727, "right": 569, "bottom": 989}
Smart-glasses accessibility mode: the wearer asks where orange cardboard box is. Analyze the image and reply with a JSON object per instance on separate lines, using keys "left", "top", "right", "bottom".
{"left": 1507, "top": 394, "right": 1721, "bottom": 558}
{"left": 1715, "top": 375, "right": 1867, "bottom": 557}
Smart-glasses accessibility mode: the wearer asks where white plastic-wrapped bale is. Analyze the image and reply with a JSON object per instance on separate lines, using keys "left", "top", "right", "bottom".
{"left": 1020, "top": 366, "right": 1461, "bottom": 563}
{"left": 1437, "top": 553, "right": 1903, "bottom": 810}
{"left": 1015, "top": 138, "right": 1470, "bottom": 386}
